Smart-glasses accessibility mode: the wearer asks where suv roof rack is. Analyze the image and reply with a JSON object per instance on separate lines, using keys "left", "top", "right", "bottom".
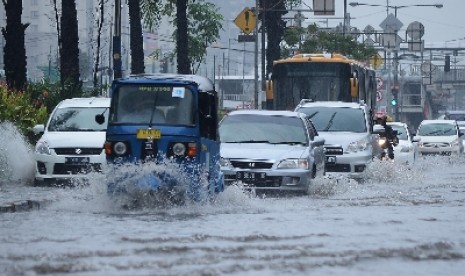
{"left": 298, "top": 99, "right": 314, "bottom": 106}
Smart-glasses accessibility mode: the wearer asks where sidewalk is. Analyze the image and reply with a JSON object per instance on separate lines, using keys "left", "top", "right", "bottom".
{"left": 0, "top": 183, "right": 52, "bottom": 213}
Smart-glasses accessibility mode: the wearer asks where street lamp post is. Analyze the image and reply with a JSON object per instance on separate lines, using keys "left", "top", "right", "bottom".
{"left": 349, "top": 2, "right": 443, "bottom": 121}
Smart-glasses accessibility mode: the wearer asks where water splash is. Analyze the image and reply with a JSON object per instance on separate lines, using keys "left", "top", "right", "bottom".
{"left": 0, "top": 121, "right": 35, "bottom": 186}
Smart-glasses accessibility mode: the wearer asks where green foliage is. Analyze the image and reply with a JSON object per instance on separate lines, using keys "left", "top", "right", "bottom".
{"left": 185, "top": 1, "right": 223, "bottom": 73}
{"left": 283, "top": 27, "right": 305, "bottom": 47}
{"left": 141, "top": 0, "right": 223, "bottom": 73}
{"left": 283, "top": 24, "right": 376, "bottom": 62}
{"left": 0, "top": 85, "right": 48, "bottom": 143}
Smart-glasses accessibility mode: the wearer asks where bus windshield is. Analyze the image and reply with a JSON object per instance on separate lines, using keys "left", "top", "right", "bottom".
{"left": 110, "top": 85, "right": 195, "bottom": 126}
{"left": 272, "top": 62, "right": 352, "bottom": 110}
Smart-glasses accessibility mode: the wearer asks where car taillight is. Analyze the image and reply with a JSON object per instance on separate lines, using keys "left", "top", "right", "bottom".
{"left": 104, "top": 141, "right": 112, "bottom": 155}
{"left": 187, "top": 143, "right": 197, "bottom": 157}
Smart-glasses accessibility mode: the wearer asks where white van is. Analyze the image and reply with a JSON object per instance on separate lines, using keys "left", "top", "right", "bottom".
{"left": 295, "top": 100, "right": 376, "bottom": 179}
{"left": 32, "top": 97, "right": 110, "bottom": 186}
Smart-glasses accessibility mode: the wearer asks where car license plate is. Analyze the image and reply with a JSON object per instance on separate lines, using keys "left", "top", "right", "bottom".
{"left": 326, "top": 156, "right": 336, "bottom": 164}
{"left": 236, "top": 171, "right": 266, "bottom": 180}
{"left": 137, "top": 129, "right": 161, "bottom": 139}
{"left": 65, "top": 157, "right": 90, "bottom": 164}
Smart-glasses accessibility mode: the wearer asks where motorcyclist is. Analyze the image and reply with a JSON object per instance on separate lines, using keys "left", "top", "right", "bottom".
{"left": 375, "top": 115, "right": 398, "bottom": 159}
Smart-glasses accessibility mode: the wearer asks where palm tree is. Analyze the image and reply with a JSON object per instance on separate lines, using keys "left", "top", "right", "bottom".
{"left": 176, "top": 0, "right": 190, "bottom": 74}
{"left": 259, "top": 0, "right": 287, "bottom": 78}
{"left": 60, "top": 0, "right": 80, "bottom": 97}
{"left": 1, "top": 0, "right": 28, "bottom": 91}
{"left": 128, "top": 0, "right": 145, "bottom": 74}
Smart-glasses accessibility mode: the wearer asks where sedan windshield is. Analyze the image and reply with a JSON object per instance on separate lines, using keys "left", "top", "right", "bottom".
{"left": 418, "top": 123, "right": 457, "bottom": 136}
{"left": 389, "top": 125, "right": 408, "bottom": 140}
{"left": 219, "top": 114, "right": 308, "bottom": 145}
{"left": 297, "top": 106, "right": 366, "bottom": 133}
{"left": 48, "top": 107, "right": 109, "bottom": 131}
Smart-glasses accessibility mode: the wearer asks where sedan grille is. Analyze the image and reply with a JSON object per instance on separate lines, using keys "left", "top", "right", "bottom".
{"left": 422, "top": 142, "right": 450, "bottom": 148}
{"left": 230, "top": 161, "right": 273, "bottom": 169}
{"left": 54, "top": 148, "right": 103, "bottom": 155}
{"left": 53, "top": 163, "right": 102, "bottom": 175}
{"left": 324, "top": 146, "right": 343, "bottom": 155}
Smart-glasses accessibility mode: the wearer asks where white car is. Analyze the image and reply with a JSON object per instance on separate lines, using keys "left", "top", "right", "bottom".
{"left": 387, "top": 122, "right": 417, "bottom": 164}
{"left": 413, "top": 119, "right": 464, "bottom": 156}
{"left": 219, "top": 110, "right": 325, "bottom": 194}
{"left": 32, "top": 97, "right": 110, "bottom": 186}
{"left": 295, "top": 100, "right": 376, "bottom": 179}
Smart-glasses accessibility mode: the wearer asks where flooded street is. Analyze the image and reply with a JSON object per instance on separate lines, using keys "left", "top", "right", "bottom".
{"left": 1, "top": 124, "right": 465, "bottom": 275}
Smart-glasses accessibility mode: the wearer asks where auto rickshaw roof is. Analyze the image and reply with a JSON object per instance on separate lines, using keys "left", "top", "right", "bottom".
{"left": 113, "top": 73, "right": 215, "bottom": 92}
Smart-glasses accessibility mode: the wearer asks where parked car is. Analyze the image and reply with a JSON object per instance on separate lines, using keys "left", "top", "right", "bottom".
{"left": 219, "top": 110, "right": 325, "bottom": 194}
{"left": 32, "top": 97, "right": 110, "bottom": 186}
{"left": 387, "top": 122, "right": 417, "bottom": 164}
{"left": 413, "top": 119, "right": 464, "bottom": 156}
{"left": 438, "top": 110, "right": 465, "bottom": 121}
{"left": 295, "top": 100, "right": 377, "bottom": 179}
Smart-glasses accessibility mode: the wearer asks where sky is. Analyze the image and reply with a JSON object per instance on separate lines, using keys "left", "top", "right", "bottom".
{"left": 304, "top": 0, "right": 465, "bottom": 45}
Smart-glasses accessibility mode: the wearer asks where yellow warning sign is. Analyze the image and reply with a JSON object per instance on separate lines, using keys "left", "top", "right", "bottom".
{"left": 234, "top": 7, "right": 256, "bottom": 35}
{"left": 370, "top": 52, "right": 383, "bottom": 70}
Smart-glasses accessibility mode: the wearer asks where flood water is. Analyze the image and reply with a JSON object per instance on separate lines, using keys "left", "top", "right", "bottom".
{"left": 1, "top": 122, "right": 465, "bottom": 275}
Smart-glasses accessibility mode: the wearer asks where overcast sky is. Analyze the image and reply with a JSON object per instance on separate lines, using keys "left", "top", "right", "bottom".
{"left": 304, "top": 0, "right": 464, "bottom": 45}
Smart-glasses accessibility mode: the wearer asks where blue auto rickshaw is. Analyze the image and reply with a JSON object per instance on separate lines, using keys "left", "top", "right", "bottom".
{"left": 96, "top": 73, "right": 224, "bottom": 202}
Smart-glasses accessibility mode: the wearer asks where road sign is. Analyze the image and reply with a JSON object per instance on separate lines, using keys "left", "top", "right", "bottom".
{"left": 376, "top": 91, "right": 383, "bottom": 102}
{"left": 370, "top": 53, "right": 383, "bottom": 69}
{"left": 379, "top": 13, "right": 403, "bottom": 32}
{"left": 380, "top": 33, "right": 402, "bottom": 49}
{"left": 376, "top": 77, "right": 384, "bottom": 89}
{"left": 234, "top": 8, "right": 256, "bottom": 35}
{"left": 407, "top": 21, "right": 424, "bottom": 40}
{"left": 238, "top": 34, "right": 256, "bottom": 43}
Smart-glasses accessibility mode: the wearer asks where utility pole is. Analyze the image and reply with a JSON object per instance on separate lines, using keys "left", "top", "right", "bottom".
{"left": 113, "top": 0, "right": 122, "bottom": 79}
{"left": 254, "top": 0, "right": 259, "bottom": 109}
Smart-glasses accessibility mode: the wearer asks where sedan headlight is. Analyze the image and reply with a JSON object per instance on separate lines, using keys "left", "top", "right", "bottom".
{"left": 35, "top": 140, "right": 51, "bottom": 155}
{"left": 277, "top": 158, "right": 308, "bottom": 169}
{"left": 450, "top": 139, "right": 460, "bottom": 147}
{"left": 346, "top": 137, "right": 371, "bottom": 153}
{"left": 220, "top": 157, "right": 232, "bottom": 168}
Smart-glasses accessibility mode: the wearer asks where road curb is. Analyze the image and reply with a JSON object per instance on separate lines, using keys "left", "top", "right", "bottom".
{"left": 0, "top": 199, "right": 49, "bottom": 213}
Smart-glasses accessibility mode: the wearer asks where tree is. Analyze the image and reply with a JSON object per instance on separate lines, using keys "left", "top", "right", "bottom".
{"left": 93, "top": 0, "right": 106, "bottom": 88}
{"left": 176, "top": 0, "right": 190, "bottom": 74}
{"left": 128, "top": 0, "right": 145, "bottom": 74}
{"left": 140, "top": 0, "right": 222, "bottom": 75}
{"left": 290, "top": 24, "right": 376, "bottom": 61}
{"left": 1, "top": 0, "right": 28, "bottom": 91}
{"left": 259, "top": 0, "right": 287, "bottom": 79}
{"left": 60, "top": 0, "right": 81, "bottom": 98}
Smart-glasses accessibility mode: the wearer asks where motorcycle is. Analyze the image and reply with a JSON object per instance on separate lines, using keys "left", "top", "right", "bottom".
{"left": 373, "top": 125, "right": 399, "bottom": 160}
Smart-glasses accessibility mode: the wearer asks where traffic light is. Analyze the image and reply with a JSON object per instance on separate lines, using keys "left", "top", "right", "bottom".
{"left": 445, "top": 55, "right": 451, "bottom": 72}
{"left": 391, "top": 89, "right": 398, "bottom": 106}
{"left": 390, "top": 98, "right": 398, "bottom": 106}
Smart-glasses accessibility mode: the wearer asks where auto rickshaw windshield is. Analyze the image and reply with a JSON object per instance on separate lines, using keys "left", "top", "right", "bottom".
{"left": 110, "top": 85, "right": 195, "bottom": 125}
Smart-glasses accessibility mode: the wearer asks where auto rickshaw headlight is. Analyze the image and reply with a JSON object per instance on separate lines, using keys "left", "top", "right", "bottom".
{"left": 173, "top": 143, "right": 186, "bottom": 156}
{"left": 114, "top": 141, "right": 127, "bottom": 155}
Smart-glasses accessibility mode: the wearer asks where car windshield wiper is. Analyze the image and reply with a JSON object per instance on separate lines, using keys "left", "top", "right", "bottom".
{"left": 424, "top": 129, "right": 443, "bottom": 136}
{"left": 323, "top": 112, "right": 337, "bottom": 131}
{"left": 270, "top": 141, "right": 307, "bottom": 145}
{"left": 227, "top": 140, "right": 271, "bottom": 143}
{"left": 307, "top": 111, "right": 319, "bottom": 119}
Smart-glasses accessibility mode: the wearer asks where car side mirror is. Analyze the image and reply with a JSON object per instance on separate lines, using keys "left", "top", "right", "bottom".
{"left": 312, "top": 136, "right": 325, "bottom": 147}
{"left": 95, "top": 114, "right": 105, "bottom": 125}
{"left": 32, "top": 124, "right": 45, "bottom": 135}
